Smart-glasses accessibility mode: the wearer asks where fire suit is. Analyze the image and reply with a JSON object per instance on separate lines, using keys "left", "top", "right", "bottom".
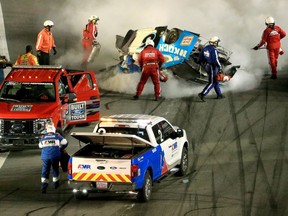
{"left": 136, "top": 45, "right": 165, "bottom": 98}
{"left": 82, "top": 21, "right": 98, "bottom": 66}
{"left": 199, "top": 44, "right": 222, "bottom": 97}
{"left": 36, "top": 28, "right": 56, "bottom": 65}
{"left": 256, "top": 25, "right": 286, "bottom": 77}
{"left": 15, "top": 52, "right": 39, "bottom": 65}
{"left": 39, "top": 132, "right": 68, "bottom": 192}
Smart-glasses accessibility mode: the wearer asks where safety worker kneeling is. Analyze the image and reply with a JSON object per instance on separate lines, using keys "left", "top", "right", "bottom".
{"left": 133, "top": 39, "right": 165, "bottom": 101}
{"left": 39, "top": 121, "right": 68, "bottom": 194}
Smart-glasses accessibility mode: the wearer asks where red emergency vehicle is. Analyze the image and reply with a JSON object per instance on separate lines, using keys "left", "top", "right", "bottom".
{"left": 0, "top": 65, "right": 100, "bottom": 150}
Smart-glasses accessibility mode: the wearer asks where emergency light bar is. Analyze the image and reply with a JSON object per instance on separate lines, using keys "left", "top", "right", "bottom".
{"left": 100, "top": 117, "right": 152, "bottom": 125}
{"left": 13, "top": 65, "right": 63, "bottom": 69}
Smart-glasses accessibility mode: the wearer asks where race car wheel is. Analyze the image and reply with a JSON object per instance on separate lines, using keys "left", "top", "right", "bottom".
{"left": 177, "top": 147, "right": 188, "bottom": 176}
{"left": 137, "top": 171, "right": 152, "bottom": 202}
{"left": 165, "top": 28, "right": 182, "bottom": 44}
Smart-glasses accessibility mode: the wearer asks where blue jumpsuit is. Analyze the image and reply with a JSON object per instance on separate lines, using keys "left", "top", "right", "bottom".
{"left": 199, "top": 44, "right": 222, "bottom": 97}
{"left": 39, "top": 132, "right": 68, "bottom": 192}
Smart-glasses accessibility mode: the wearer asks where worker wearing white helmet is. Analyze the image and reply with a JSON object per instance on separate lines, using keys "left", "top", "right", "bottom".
{"left": 82, "top": 15, "right": 100, "bottom": 68}
{"left": 253, "top": 16, "right": 286, "bottom": 79}
{"left": 36, "top": 20, "right": 57, "bottom": 65}
{"left": 198, "top": 36, "right": 224, "bottom": 102}
{"left": 133, "top": 39, "right": 165, "bottom": 101}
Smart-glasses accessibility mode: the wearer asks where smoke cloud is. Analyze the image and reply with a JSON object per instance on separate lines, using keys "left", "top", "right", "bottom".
{"left": 46, "top": 0, "right": 288, "bottom": 97}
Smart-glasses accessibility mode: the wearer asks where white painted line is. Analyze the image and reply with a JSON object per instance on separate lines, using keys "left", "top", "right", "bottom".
{"left": 0, "top": 151, "right": 9, "bottom": 169}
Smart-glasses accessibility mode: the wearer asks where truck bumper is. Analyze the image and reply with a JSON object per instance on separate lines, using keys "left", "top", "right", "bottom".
{"left": 0, "top": 135, "right": 40, "bottom": 150}
{"left": 68, "top": 180, "right": 136, "bottom": 193}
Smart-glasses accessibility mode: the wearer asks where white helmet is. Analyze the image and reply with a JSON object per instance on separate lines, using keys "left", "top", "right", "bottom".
{"left": 43, "top": 20, "right": 54, "bottom": 27}
{"left": 265, "top": 16, "right": 275, "bottom": 26}
{"left": 145, "top": 39, "right": 154, "bottom": 47}
{"left": 46, "top": 122, "right": 56, "bottom": 133}
{"left": 88, "top": 15, "right": 99, "bottom": 22}
{"left": 209, "top": 36, "right": 220, "bottom": 47}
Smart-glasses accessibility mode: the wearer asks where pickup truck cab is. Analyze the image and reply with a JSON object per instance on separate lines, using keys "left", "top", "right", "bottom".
{"left": 0, "top": 65, "right": 100, "bottom": 150}
{"left": 68, "top": 114, "right": 189, "bottom": 202}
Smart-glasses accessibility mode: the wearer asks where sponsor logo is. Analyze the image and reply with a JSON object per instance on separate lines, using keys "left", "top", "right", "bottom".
{"left": 180, "top": 36, "right": 194, "bottom": 46}
{"left": 172, "top": 142, "right": 178, "bottom": 150}
{"left": 158, "top": 44, "right": 188, "bottom": 58}
{"left": 97, "top": 166, "right": 105, "bottom": 170}
{"left": 11, "top": 105, "right": 32, "bottom": 112}
{"left": 110, "top": 166, "right": 117, "bottom": 170}
{"left": 78, "top": 164, "right": 91, "bottom": 169}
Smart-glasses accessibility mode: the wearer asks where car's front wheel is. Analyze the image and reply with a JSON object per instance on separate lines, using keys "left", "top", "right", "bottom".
{"left": 177, "top": 147, "right": 188, "bottom": 176}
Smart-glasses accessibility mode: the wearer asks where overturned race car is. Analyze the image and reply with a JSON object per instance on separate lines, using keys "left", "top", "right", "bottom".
{"left": 115, "top": 26, "right": 240, "bottom": 83}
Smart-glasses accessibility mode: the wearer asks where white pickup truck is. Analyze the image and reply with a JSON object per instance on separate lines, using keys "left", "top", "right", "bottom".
{"left": 68, "top": 114, "right": 189, "bottom": 202}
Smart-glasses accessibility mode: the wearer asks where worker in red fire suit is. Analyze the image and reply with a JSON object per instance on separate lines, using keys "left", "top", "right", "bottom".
{"left": 39, "top": 121, "right": 68, "bottom": 194}
{"left": 133, "top": 39, "right": 165, "bottom": 101}
{"left": 15, "top": 45, "right": 39, "bottom": 65}
{"left": 82, "top": 15, "right": 99, "bottom": 68}
{"left": 253, "top": 16, "right": 286, "bottom": 79}
{"left": 36, "top": 20, "right": 57, "bottom": 65}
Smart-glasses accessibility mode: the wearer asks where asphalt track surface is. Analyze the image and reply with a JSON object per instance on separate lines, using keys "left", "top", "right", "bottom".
{"left": 1, "top": 1, "right": 288, "bottom": 216}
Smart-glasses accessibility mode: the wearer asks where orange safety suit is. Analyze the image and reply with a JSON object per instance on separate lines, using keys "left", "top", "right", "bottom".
{"left": 15, "top": 52, "right": 39, "bottom": 65}
{"left": 257, "top": 25, "right": 286, "bottom": 76}
{"left": 36, "top": 28, "right": 56, "bottom": 54}
{"left": 82, "top": 21, "right": 98, "bottom": 64}
{"left": 136, "top": 45, "right": 165, "bottom": 98}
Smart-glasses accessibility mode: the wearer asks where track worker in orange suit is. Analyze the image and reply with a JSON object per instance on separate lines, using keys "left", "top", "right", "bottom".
{"left": 36, "top": 20, "right": 57, "bottom": 65}
{"left": 253, "top": 16, "right": 286, "bottom": 79}
{"left": 133, "top": 39, "right": 165, "bottom": 101}
{"left": 82, "top": 15, "right": 99, "bottom": 68}
{"left": 15, "top": 45, "right": 39, "bottom": 65}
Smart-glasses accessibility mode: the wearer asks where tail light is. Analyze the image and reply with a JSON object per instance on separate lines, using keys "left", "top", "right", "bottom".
{"left": 131, "top": 164, "right": 138, "bottom": 178}
{"left": 68, "top": 161, "right": 72, "bottom": 175}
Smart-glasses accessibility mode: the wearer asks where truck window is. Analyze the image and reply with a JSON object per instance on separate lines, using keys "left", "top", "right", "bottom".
{"left": 0, "top": 81, "right": 56, "bottom": 102}
{"left": 72, "top": 74, "right": 93, "bottom": 92}
{"left": 97, "top": 127, "right": 150, "bottom": 142}
{"left": 152, "top": 120, "right": 175, "bottom": 144}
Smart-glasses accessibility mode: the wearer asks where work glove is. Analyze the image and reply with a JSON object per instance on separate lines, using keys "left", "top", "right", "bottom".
{"left": 53, "top": 47, "right": 57, "bottom": 55}
{"left": 37, "top": 50, "right": 41, "bottom": 56}
{"left": 252, "top": 45, "right": 259, "bottom": 50}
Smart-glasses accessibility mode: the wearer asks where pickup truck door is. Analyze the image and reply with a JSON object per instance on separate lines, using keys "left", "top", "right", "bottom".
{"left": 152, "top": 120, "right": 179, "bottom": 170}
{"left": 66, "top": 72, "right": 100, "bottom": 123}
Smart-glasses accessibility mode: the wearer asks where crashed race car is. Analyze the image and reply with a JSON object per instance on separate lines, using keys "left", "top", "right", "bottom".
{"left": 115, "top": 26, "right": 240, "bottom": 83}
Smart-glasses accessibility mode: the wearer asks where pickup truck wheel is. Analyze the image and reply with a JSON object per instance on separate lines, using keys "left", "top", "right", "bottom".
{"left": 177, "top": 148, "right": 188, "bottom": 176}
{"left": 137, "top": 171, "right": 152, "bottom": 202}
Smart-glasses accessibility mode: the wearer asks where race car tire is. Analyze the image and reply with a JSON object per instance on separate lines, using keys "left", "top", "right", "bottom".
{"left": 177, "top": 147, "right": 188, "bottom": 176}
{"left": 137, "top": 171, "right": 152, "bottom": 202}
{"left": 165, "top": 28, "right": 182, "bottom": 44}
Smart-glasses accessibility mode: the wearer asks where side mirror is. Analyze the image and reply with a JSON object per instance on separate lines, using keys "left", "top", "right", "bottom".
{"left": 170, "top": 129, "right": 184, "bottom": 139}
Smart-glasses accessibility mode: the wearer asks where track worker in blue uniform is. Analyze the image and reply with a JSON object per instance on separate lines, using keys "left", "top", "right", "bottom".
{"left": 198, "top": 36, "right": 224, "bottom": 102}
{"left": 39, "top": 122, "right": 68, "bottom": 193}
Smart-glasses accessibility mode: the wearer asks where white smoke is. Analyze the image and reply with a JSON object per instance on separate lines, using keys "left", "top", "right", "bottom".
{"left": 47, "top": 0, "right": 288, "bottom": 97}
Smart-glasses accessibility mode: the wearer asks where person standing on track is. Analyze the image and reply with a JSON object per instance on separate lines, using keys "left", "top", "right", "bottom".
{"left": 133, "top": 39, "right": 165, "bottom": 101}
{"left": 15, "top": 45, "right": 39, "bottom": 65}
{"left": 36, "top": 20, "right": 57, "bottom": 65}
{"left": 39, "top": 121, "right": 68, "bottom": 194}
{"left": 253, "top": 16, "right": 286, "bottom": 79}
{"left": 82, "top": 15, "right": 99, "bottom": 69}
{"left": 198, "top": 36, "right": 224, "bottom": 102}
